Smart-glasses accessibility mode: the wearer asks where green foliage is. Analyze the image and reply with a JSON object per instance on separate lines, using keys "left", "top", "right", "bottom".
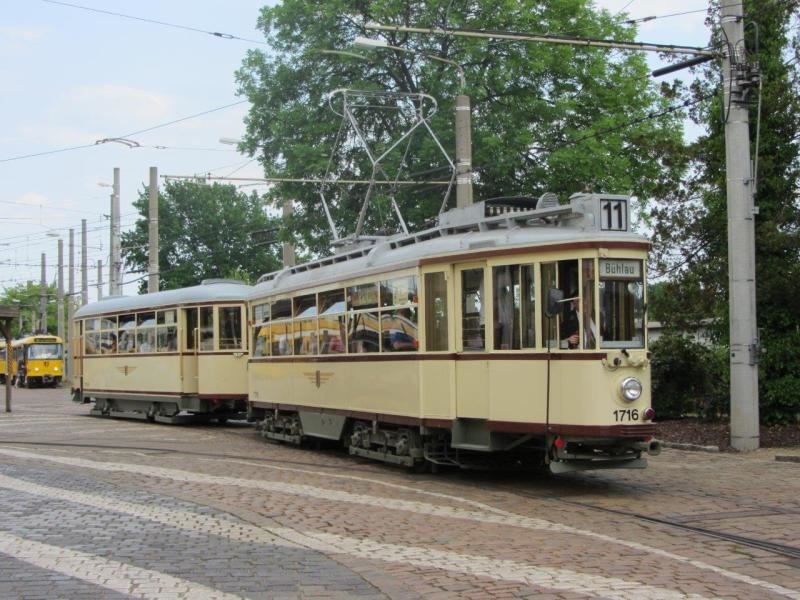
{"left": 120, "top": 181, "right": 282, "bottom": 292}
{"left": 0, "top": 282, "right": 59, "bottom": 338}
{"left": 759, "top": 329, "right": 800, "bottom": 424}
{"left": 236, "top": 0, "right": 686, "bottom": 253}
{"left": 650, "top": 333, "right": 728, "bottom": 421}
{"left": 648, "top": 1, "right": 800, "bottom": 424}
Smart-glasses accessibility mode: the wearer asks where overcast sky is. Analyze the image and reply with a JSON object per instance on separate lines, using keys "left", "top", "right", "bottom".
{"left": 1, "top": 0, "right": 712, "bottom": 300}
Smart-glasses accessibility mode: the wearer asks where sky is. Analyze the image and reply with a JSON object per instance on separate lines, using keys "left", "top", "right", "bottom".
{"left": 1, "top": 0, "right": 713, "bottom": 301}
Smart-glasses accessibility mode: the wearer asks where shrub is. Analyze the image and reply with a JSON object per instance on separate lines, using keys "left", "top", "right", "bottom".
{"left": 650, "top": 333, "right": 727, "bottom": 420}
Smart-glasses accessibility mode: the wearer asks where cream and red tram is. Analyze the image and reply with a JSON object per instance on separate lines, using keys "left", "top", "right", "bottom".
{"left": 248, "top": 193, "right": 661, "bottom": 473}
{"left": 72, "top": 279, "right": 251, "bottom": 423}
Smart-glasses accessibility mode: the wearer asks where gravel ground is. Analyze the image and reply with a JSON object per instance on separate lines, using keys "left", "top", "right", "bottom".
{"left": 656, "top": 419, "right": 800, "bottom": 451}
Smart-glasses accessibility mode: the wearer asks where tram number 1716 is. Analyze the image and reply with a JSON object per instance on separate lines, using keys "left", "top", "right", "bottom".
{"left": 613, "top": 409, "right": 640, "bottom": 422}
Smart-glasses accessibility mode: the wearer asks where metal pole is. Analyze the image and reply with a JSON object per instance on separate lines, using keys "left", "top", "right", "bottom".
{"left": 66, "top": 229, "right": 75, "bottom": 385}
{"left": 722, "top": 0, "right": 759, "bottom": 451}
{"left": 455, "top": 93, "right": 473, "bottom": 208}
{"left": 81, "top": 219, "right": 88, "bottom": 306}
{"left": 97, "top": 260, "right": 103, "bottom": 301}
{"left": 57, "top": 239, "right": 64, "bottom": 341}
{"left": 110, "top": 167, "right": 121, "bottom": 295}
{"left": 282, "top": 199, "right": 296, "bottom": 268}
{"left": 148, "top": 166, "right": 159, "bottom": 293}
{"left": 39, "top": 253, "right": 47, "bottom": 333}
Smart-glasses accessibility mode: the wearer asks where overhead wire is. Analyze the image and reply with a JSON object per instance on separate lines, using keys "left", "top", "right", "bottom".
{"left": 0, "top": 100, "right": 248, "bottom": 164}
{"left": 40, "top": 0, "right": 269, "bottom": 46}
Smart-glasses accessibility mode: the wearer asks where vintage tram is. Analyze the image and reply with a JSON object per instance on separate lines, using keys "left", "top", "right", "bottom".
{"left": 71, "top": 279, "right": 251, "bottom": 423}
{"left": 6, "top": 334, "right": 64, "bottom": 388}
{"left": 247, "top": 193, "right": 661, "bottom": 473}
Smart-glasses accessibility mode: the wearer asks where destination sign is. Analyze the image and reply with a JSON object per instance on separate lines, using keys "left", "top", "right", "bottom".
{"left": 599, "top": 260, "right": 641, "bottom": 279}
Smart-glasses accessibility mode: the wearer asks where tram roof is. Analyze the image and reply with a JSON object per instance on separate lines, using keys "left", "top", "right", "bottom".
{"left": 250, "top": 194, "right": 649, "bottom": 300}
{"left": 74, "top": 279, "right": 252, "bottom": 318}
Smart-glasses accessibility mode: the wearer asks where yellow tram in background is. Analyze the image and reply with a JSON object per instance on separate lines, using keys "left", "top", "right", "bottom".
{"left": 5, "top": 334, "right": 65, "bottom": 388}
{"left": 0, "top": 341, "right": 7, "bottom": 384}
{"left": 72, "top": 279, "right": 251, "bottom": 423}
{"left": 248, "top": 193, "right": 661, "bottom": 473}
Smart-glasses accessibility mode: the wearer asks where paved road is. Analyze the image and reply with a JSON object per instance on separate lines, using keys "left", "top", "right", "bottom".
{"left": 0, "top": 387, "right": 798, "bottom": 599}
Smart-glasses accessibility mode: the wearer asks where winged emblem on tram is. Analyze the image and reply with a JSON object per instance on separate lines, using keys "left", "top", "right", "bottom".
{"left": 303, "top": 370, "right": 333, "bottom": 388}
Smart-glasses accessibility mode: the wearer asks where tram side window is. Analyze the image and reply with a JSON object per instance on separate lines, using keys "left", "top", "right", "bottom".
{"left": 347, "top": 283, "right": 379, "bottom": 353}
{"left": 157, "top": 309, "right": 177, "bottom": 352}
{"left": 184, "top": 308, "right": 198, "bottom": 351}
{"left": 540, "top": 263, "right": 558, "bottom": 348}
{"left": 582, "top": 259, "right": 597, "bottom": 349}
{"left": 461, "top": 269, "right": 485, "bottom": 351}
{"left": 118, "top": 314, "right": 136, "bottom": 353}
{"left": 492, "top": 265, "right": 520, "bottom": 350}
{"left": 84, "top": 318, "right": 100, "bottom": 355}
{"left": 252, "top": 302, "right": 270, "bottom": 357}
{"left": 137, "top": 312, "right": 156, "bottom": 353}
{"left": 319, "top": 289, "right": 345, "bottom": 355}
{"left": 199, "top": 306, "right": 214, "bottom": 351}
{"left": 293, "top": 294, "right": 317, "bottom": 355}
{"left": 270, "top": 298, "right": 292, "bottom": 356}
{"left": 599, "top": 259, "right": 645, "bottom": 348}
{"left": 424, "top": 272, "right": 449, "bottom": 351}
{"left": 381, "top": 276, "right": 418, "bottom": 352}
{"left": 219, "top": 306, "right": 243, "bottom": 350}
{"left": 100, "top": 317, "right": 117, "bottom": 354}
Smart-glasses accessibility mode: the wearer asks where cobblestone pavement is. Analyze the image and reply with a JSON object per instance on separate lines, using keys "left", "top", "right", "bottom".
{"left": 0, "top": 387, "right": 798, "bottom": 599}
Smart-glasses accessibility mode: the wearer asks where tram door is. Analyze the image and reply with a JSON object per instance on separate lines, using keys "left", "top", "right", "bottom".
{"left": 182, "top": 307, "right": 199, "bottom": 395}
{"left": 455, "top": 264, "right": 489, "bottom": 418}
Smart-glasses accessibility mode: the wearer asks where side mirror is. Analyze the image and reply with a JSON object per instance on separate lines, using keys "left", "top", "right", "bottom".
{"left": 545, "top": 288, "right": 564, "bottom": 318}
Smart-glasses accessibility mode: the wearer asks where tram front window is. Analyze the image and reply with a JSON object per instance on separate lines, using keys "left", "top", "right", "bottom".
{"left": 599, "top": 259, "right": 645, "bottom": 348}
{"left": 27, "top": 344, "right": 62, "bottom": 360}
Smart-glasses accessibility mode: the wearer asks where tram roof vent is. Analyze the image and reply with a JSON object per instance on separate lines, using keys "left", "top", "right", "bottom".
{"left": 537, "top": 192, "right": 559, "bottom": 209}
{"left": 201, "top": 278, "right": 248, "bottom": 286}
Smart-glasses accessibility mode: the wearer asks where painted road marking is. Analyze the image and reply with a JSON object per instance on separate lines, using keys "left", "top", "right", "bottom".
{"left": 0, "top": 532, "right": 245, "bottom": 600}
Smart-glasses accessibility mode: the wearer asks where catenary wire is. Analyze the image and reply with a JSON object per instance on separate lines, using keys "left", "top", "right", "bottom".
{"left": 40, "top": 0, "right": 269, "bottom": 46}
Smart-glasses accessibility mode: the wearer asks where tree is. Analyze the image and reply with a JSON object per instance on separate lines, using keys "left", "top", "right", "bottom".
{"left": 121, "top": 181, "right": 282, "bottom": 291}
{"left": 649, "top": 0, "right": 800, "bottom": 423}
{"left": 0, "top": 282, "right": 58, "bottom": 338}
{"left": 236, "top": 0, "right": 687, "bottom": 254}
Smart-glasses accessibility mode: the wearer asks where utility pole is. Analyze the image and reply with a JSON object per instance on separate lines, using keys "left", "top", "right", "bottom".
{"left": 97, "top": 260, "right": 103, "bottom": 301}
{"left": 282, "top": 199, "right": 296, "bottom": 268}
{"left": 39, "top": 253, "right": 47, "bottom": 333}
{"left": 57, "top": 239, "right": 64, "bottom": 341}
{"left": 455, "top": 93, "right": 473, "bottom": 208}
{"left": 721, "top": 0, "right": 760, "bottom": 451}
{"left": 81, "top": 219, "right": 88, "bottom": 306}
{"left": 66, "top": 228, "right": 75, "bottom": 383}
{"left": 148, "top": 166, "right": 159, "bottom": 293}
{"left": 110, "top": 167, "right": 122, "bottom": 296}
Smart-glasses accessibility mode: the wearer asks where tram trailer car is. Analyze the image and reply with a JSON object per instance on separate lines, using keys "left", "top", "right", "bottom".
{"left": 72, "top": 279, "right": 251, "bottom": 423}
{"left": 7, "top": 335, "right": 64, "bottom": 387}
{"left": 248, "top": 194, "right": 662, "bottom": 473}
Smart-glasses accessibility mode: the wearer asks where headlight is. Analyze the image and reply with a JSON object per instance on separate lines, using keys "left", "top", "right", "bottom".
{"left": 620, "top": 377, "right": 642, "bottom": 402}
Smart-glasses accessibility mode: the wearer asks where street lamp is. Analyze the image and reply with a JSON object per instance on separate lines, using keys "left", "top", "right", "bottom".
{"left": 353, "top": 36, "right": 472, "bottom": 207}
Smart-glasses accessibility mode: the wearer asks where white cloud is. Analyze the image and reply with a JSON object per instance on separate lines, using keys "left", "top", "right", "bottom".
{"left": 0, "top": 26, "right": 48, "bottom": 43}
{"left": 52, "top": 84, "right": 173, "bottom": 124}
